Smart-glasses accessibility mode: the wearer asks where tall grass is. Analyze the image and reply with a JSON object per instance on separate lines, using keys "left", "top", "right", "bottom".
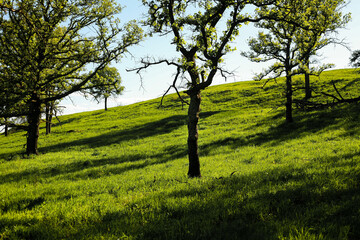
{"left": 1, "top": 69, "right": 360, "bottom": 239}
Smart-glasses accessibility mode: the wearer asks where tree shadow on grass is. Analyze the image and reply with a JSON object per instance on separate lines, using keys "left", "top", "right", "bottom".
{"left": 200, "top": 103, "right": 360, "bottom": 156}
{"left": 97, "top": 152, "right": 360, "bottom": 239}
{"left": 39, "top": 111, "right": 219, "bottom": 154}
{"left": 0, "top": 144, "right": 188, "bottom": 218}
{"left": 11, "top": 151, "right": 358, "bottom": 240}
{"left": 0, "top": 143, "right": 188, "bottom": 185}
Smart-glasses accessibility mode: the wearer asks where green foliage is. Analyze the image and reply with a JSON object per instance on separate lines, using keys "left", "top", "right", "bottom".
{"left": 141, "top": 0, "right": 265, "bottom": 89}
{"left": 0, "top": 0, "right": 143, "bottom": 154}
{"left": 242, "top": 0, "right": 350, "bottom": 122}
{"left": 1, "top": 69, "right": 360, "bottom": 239}
{"left": 244, "top": 0, "right": 350, "bottom": 80}
{"left": 82, "top": 66, "right": 124, "bottom": 110}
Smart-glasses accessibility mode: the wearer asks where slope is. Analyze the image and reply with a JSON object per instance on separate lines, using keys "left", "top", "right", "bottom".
{"left": 0, "top": 69, "right": 360, "bottom": 239}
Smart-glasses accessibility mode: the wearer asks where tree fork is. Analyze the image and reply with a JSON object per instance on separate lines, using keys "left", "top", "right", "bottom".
{"left": 186, "top": 89, "right": 201, "bottom": 178}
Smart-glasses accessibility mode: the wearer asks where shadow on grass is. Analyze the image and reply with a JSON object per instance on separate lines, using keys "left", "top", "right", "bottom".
{"left": 94, "top": 152, "right": 360, "bottom": 239}
{"left": 200, "top": 103, "right": 360, "bottom": 155}
{"left": 8, "top": 150, "right": 359, "bottom": 240}
{"left": 0, "top": 143, "right": 188, "bottom": 185}
{"left": 40, "top": 112, "right": 219, "bottom": 154}
{"left": 1, "top": 112, "right": 222, "bottom": 185}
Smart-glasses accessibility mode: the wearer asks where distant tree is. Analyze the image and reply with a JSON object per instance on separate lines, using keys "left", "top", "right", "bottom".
{"left": 132, "top": 0, "right": 278, "bottom": 177}
{"left": 243, "top": 0, "right": 350, "bottom": 122}
{"left": 44, "top": 99, "right": 61, "bottom": 135}
{"left": 83, "top": 66, "right": 124, "bottom": 111}
{"left": 350, "top": 50, "right": 360, "bottom": 68}
{"left": 301, "top": 0, "right": 350, "bottom": 100}
{"left": 0, "top": 0, "right": 143, "bottom": 155}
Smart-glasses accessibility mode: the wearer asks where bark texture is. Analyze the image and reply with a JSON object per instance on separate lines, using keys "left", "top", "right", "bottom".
{"left": 26, "top": 97, "right": 41, "bottom": 155}
{"left": 187, "top": 89, "right": 201, "bottom": 178}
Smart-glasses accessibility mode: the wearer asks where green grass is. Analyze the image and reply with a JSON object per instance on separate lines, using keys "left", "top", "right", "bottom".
{"left": 1, "top": 68, "right": 360, "bottom": 239}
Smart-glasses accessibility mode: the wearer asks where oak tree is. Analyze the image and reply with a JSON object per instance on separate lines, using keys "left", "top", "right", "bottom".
{"left": 134, "top": 0, "right": 277, "bottom": 177}
{"left": 83, "top": 66, "right": 124, "bottom": 111}
{"left": 0, "top": 0, "right": 142, "bottom": 155}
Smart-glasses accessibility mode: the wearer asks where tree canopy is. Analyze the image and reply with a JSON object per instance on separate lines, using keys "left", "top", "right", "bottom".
{"left": 134, "top": 0, "right": 280, "bottom": 177}
{"left": 83, "top": 66, "right": 124, "bottom": 111}
{"left": 0, "top": 0, "right": 143, "bottom": 154}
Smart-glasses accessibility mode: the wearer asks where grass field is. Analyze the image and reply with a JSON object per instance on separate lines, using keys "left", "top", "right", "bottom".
{"left": 1, "top": 69, "right": 360, "bottom": 239}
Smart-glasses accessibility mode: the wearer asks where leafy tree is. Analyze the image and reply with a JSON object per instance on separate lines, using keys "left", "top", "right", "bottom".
{"left": 0, "top": 0, "right": 142, "bottom": 155}
{"left": 133, "top": 0, "right": 277, "bottom": 177}
{"left": 83, "top": 66, "right": 124, "bottom": 111}
{"left": 44, "top": 99, "right": 61, "bottom": 135}
{"left": 300, "top": 0, "right": 350, "bottom": 100}
{"left": 243, "top": 0, "right": 350, "bottom": 122}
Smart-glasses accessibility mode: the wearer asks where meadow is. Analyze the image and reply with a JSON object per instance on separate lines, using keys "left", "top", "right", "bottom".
{"left": 1, "top": 69, "right": 360, "bottom": 239}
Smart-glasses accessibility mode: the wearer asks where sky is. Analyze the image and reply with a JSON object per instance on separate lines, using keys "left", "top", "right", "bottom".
{"left": 61, "top": 0, "right": 360, "bottom": 115}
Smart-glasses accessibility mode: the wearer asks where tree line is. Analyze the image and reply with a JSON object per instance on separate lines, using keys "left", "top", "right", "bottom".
{"left": 0, "top": 0, "right": 356, "bottom": 178}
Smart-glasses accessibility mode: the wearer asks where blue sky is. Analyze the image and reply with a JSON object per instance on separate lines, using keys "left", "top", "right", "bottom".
{"left": 61, "top": 0, "right": 360, "bottom": 115}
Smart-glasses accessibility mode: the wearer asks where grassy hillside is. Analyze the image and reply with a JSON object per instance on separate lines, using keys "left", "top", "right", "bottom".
{"left": 1, "top": 69, "right": 360, "bottom": 239}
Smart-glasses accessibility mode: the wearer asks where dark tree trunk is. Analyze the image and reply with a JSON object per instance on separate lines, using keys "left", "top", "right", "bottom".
{"left": 285, "top": 74, "right": 293, "bottom": 123}
{"left": 45, "top": 103, "right": 50, "bottom": 135}
{"left": 187, "top": 89, "right": 201, "bottom": 178}
{"left": 4, "top": 117, "right": 8, "bottom": 136}
{"left": 26, "top": 98, "right": 41, "bottom": 155}
{"left": 105, "top": 97, "right": 108, "bottom": 111}
{"left": 47, "top": 112, "right": 53, "bottom": 134}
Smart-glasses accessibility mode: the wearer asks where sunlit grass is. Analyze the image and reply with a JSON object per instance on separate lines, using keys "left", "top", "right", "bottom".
{"left": 1, "top": 69, "right": 360, "bottom": 239}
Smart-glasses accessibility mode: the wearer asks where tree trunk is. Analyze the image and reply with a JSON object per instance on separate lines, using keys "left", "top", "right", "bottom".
{"left": 4, "top": 117, "right": 8, "bottom": 136}
{"left": 45, "top": 103, "right": 50, "bottom": 135}
{"left": 285, "top": 74, "right": 293, "bottom": 123}
{"left": 187, "top": 89, "right": 201, "bottom": 178}
{"left": 105, "top": 97, "right": 108, "bottom": 111}
{"left": 48, "top": 110, "right": 53, "bottom": 134}
{"left": 26, "top": 98, "right": 41, "bottom": 155}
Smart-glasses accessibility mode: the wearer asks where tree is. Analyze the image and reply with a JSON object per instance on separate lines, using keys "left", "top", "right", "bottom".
{"left": 243, "top": 0, "right": 350, "bottom": 122}
{"left": 83, "top": 66, "right": 124, "bottom": 111}
{"left": 133, "top": 0, "right": 277, "bottom": 177}
{"left": 44, "top": 99, "right": 61, "bottom": 135}
{"left": 0, "top": 0, "right": 142, "bottom": 155}
{"left": 300, "top": 0, "right": 350, "bottom": 100}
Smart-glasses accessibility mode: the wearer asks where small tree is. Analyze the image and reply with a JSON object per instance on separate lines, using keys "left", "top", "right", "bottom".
{"left": 243, "top": 0, "right": 350, "bottom": 122}
{"left": 83, "top": 66, "right": 124, "bottom": 111}
{"left": 0, "top": 0, "right": 142, "bottom": 155}
{"left": 301, "top": 0, "right": 350, "bottom": 100}
{"left": 133, "top": 0, "right": 278, "bottom": 177}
